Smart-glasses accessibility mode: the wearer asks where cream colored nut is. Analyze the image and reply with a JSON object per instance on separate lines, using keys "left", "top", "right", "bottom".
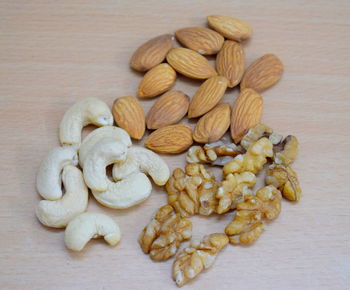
{"left": 36, "top": 165, "right": 88, "bottom": 228}
{"left": 64, "top": 212, "right": 121, "bottom": 251}
{"left": 112, "top": 147, "right": 170, "bottom": 186}
{"left": 59, "top": 97, "right": 113, "bottom": 146}
{"left": 92, "top": 172, "right": 152, "bottom": 209}
{"left": 78, "top": 126, "right": 131, "bottom": 167}
{"left": 83, "top": 137, "right": 127, "bottom": 192}
{"left": 36, "top": 146, "right": 78, "bottom": 200}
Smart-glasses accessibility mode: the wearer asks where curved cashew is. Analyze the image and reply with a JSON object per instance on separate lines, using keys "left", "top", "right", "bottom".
{"left": 64, "top": 212, "right": 121, "bottom": 251}
{"left": 79, "top": 126, "right": 131, "bottom": 167}
{"left": 36, "top": 165, "right": 88, "bottom": 228}
{"left": 112, "top": 147, "right": 170, "bottom": 186}
{"left": 59, "top": 97, "right": 113, "bottom": 146}
{"left": 92, "top": 172, "right": 152, "bottom": 209}
{"left": 36, "top": 146, "right": 78, "bottom": 200}
{"left": 83, "top": 137, "right": 127, "bottom": 192}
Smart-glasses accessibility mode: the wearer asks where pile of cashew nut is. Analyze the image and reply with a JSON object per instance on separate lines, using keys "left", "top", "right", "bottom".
{"left": 36, "top": 97, "right": 170, "bottom": 251}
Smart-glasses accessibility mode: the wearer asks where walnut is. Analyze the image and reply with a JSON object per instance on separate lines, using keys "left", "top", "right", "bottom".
{"left": 274, "top": 135, "right": 298, "bottom": 165}
{"left": 165, "top": 164, "right": 218, "bottom": 217}
{"left": 139, "top": 205, "right": 192, "bottom": 261}
{"left": 238, "top": 185, "right": 282, "bottom": 220}
{"left": 186, "top": 141, "right": 243, "bottom": 166}
{"left": 266, "top": 164, "right": 301, "bottom": 201}
{"left": 225, "top": 210, "right": 264, "bottom": 245}
{"left": 216, "top": 172, "right": 257, "bottom": 214}
{"left": 223, "top": 137, "right": 273, "bottom": 175}
{"left": 225, "top": 185, "right": 282, "bottom": 245}
{"left": 240, "top": 123, "right": 283, "bottom": 150}
{"left": 172, "top": 233, "right": 229, "bottom": 287}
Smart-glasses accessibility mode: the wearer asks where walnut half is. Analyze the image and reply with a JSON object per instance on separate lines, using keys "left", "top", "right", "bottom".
{"left": 225, "top": 185, "right": 282, "bottom": 245}
{"left": 186, "top": 141, "right": 243, "bottom": 166}
{"left": 139, "top": 205, "right": 192, "bottom": 261}
{"left": 216, "top": 171, "right": 257, "bottom": 214}
{"left": 273, "top": 135, "right": 298, "bottom": 165}
{"left": 223, "top": 137, "right": 273, "bottom": 175}
{"left": 172, "top": 233, "right": 229, "bottom": 287}
{"left": 165, "top": 163, "right": 218, "bottom": 217}
{"left": 266, "top": 164, "right": 301, "bottom": 201}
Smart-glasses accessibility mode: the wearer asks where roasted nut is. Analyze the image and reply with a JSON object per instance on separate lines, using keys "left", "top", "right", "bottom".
{"left": 216, "top": 172, "right": 256, "bottom": 214}
{"left": 186, "top": 141, "right": 243, "bottom": 166}
{"left": 225, "top": 210, "right": 264, "bottom": 245}
{"left": 238, "top": 185, "right": 282, "bottom": 220}
{"left": 274, "top": 135, "right": 299, "bottom": 165}
{"left": 223, "top": 137, "right": 273, "bottom": 175}
{"left": 172, "top": 233, "right": 228, "bottom": 287}
{"left": 266, "top": 164, "right": 301, "bottom": 201}
{"left": 165, "top": 163, "right": 218, "bottom": 217}
{"left": 139, "top": 205, "right": 192, "bottom": 261}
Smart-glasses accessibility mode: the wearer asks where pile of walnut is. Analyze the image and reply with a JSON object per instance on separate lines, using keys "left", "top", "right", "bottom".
{"left": 139, "top": 123, "right": 301, "bottom": 287}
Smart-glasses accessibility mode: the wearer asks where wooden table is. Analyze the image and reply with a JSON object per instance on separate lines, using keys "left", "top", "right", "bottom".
{"left": 1, "top": 1, "right": 349, "bottom": 289}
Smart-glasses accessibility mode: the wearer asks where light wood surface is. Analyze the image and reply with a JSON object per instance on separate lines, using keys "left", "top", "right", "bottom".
{"left": 1, "top": 1, "right": 350, "bottom": 289}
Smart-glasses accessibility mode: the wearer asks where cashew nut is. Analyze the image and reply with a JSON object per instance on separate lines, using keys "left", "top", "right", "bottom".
{"left": 83, "top": 137, "right": 127, "bottom": 192}
{"left": 36, "top": 165, "right": 88, "bottom": 228}
{"left": 59, "top": 97, "right": 113, "bottom": 146}
{"left": 112, "top": 147, "right": 170, "bottom": 186}
{"left": 79, "top": 126, "right": 131, "bottom": 167}
{"left": 36, "top": 146, "right": 78, "bottom": 200}
{"left": 64, "top": 212, "right": 121, "bottom": 251}
{"left": 92, "top": 172, "right": 152, "bottom": 209}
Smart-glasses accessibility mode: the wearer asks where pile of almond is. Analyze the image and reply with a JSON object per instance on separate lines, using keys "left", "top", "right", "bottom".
{"left": 113, "top": 15, "right": 283, "bottom": 152}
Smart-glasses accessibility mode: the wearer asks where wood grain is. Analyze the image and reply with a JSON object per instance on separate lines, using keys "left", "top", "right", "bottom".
{"left": 0, "top": 0, "right": 350, "bottom": 289}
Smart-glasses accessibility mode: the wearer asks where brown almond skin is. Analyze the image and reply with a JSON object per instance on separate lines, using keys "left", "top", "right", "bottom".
{"left": 231, "top": 88, "right": 263, "bottom": 143}
{"left": 216, "top": 40, "right": 245, "bottom": 88}
{"left": 145, "top": 124, "right": 193, "bottom": 154}
{"left": 138, "top": 63, "right": 176, "bottom": 98}
{"left": 207, "top": 15, "right": 253, "bottom": 42}
{"left": 146, "top": 90, "right": 189, "bottom": 129}
{"left": 130, "top": 34, "right": 173, "bottom": 72}
{"left": 175, "top": 27, "right": 224, "bottom": 55}
{"left": 193, "top": 103, "right": 231, "bottom": 143}
{"left": 166, "top": 48, "right": 217, "bottom": 79}
{"left": 188, "top": 76, "right": 228, "bottom": 118}
{"left": 112, "top": 96, "right": 145, "bottom": 139}
{"left": 240, "top": 54, "right": 284, "bottom": 92}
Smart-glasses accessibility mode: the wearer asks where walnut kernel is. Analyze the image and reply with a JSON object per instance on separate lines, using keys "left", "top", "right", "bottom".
{"left": 274, "top": 135, "right": 298, "bottom": 165}
{"left": 172, "top": 233, "right": 229, "bottom": 287}
{"left": 216, "top": 171, "right": 256, "bottom": 214}
{"left": 165, "top": 164, "right": 218, "bottom": 217}
{"left": 139, "top": 205, "right": 192, "bottom": 261}
{"left": 266, "top": 164, "right": 301, "bottom": 201}
{"left": 223, "top": 137, "right": 273, "bottom": 175}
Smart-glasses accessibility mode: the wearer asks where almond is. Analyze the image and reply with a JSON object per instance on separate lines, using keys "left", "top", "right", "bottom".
{"left": 166, "top": 48, "right": 217, "bottom": 79}
{"left": 175, "top": 27, "right": 224, "bottom": 55}
{"left": 231, "top": 88, "right": 263, "bottom": 143}
{"left": 112, "top": 96, "right": 145, "bottom": 139}
{"left": 138, "top": 63, "right": 176, "bottom": 98}
{"left": 193, "top": 103, "right": 231, "bottom": 143}
{"left": 145, "top": 124, "right": 193, "bottom": 154}
{"left": 146, "top": 90, "right": 189, "bottom": 129}
{"left": 130, "top": 34, "right": 173, "bottom": 72}
{"left": 240, "top": 54, "right": 283, "bottom": 92}
{"left": 207, "top": 15, "right": 252, "bottom": 41}
{"left": 188, "top": 76, "right": 228, "bottom": 118}
{"left": 216, "top": 40, "right": 245, "bottom": 88}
